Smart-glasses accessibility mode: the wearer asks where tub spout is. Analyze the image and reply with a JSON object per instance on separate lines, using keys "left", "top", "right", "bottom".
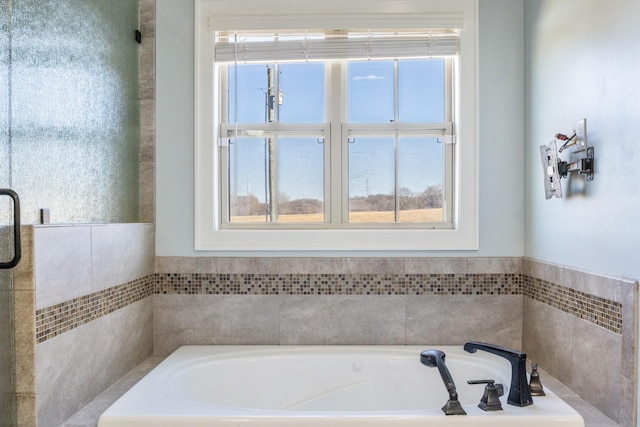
{"left": 463, "top": 341, "right": 533, "bottom": 407}
{"left": 420, "top": 350, "right": 467, "bottom": 415}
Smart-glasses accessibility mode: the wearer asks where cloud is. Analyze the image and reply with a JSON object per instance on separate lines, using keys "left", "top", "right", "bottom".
{"left": 352, "top": 75, "right": 386, "bottom": 81}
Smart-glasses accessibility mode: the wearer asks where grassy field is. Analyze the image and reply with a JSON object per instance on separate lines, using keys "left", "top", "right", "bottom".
{"left": 231, "top": 208, "right": 444, "bottom": 223}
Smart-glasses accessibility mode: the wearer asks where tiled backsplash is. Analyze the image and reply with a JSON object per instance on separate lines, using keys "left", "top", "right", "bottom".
{"left": 156, "top": 272, "right": 523, "bottom": 295}
{"left": 32, "top": 259, "right": 629, "bottom": 346}
{"left": 525, "top": 275, "right": 623, "bottom": 334}
{"left": 35, "top": 276, "right": 153, "bottom": 343}
{"left": 34, "top": 264, "right": 623, "bottom": 345}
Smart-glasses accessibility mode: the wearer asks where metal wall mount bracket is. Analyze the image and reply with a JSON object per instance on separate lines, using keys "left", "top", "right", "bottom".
{"left": 539, "top": 119, "right": 595, "bottom": 199}
{"left": 557, "top": 146, "right": 594, "bottom": 180}
{"left": 582, "top": 146, "right": 595, "bottom": 181}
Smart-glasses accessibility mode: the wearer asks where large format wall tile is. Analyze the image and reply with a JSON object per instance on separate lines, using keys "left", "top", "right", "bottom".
{"left": 91, "top": 223, "right": 155, "bottom": 292}
{"left": 406, "top": 295, "right": 522, "bottom": 348}
{"left": 280, "top": 295, "right": 406, "bottom": 345}
{"left": 34, "top": 226, "right": 92, "bottom": 309}
{"left": 153, "top": 294, "right": 523, "bottom": 348}
{"left": 523, "top": 298, "right": 623, "bottom": 422}
{"left": 36, "top": 298, "right": 152, "bottom": 427}
{"left": 34, "top": 224, "right": 153, "bottom": 309}
{"left": 29, "top": 224, "right": 154, "bottom": 426}
{"left": 154, "top": 295, "right": 281, "bottom": 354}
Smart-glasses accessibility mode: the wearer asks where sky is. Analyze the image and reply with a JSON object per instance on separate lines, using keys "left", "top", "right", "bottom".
{"left": 227, "top": 58, "right": 445, "bottom": 203}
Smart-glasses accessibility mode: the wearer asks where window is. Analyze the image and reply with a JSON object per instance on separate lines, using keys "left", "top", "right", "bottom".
{"left": 195, "top": 0, "right": 478, "bottom": 251}
{"left": 218, "top": 37, "right": 454, "bottom": 227}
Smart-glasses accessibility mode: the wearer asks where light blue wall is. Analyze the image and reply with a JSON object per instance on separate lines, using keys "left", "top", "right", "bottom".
{"left": 524, "top": 2, "right": 640, "bottom": 417}
{"left": 155, "top": 0, "right": 525, "bottom": 256}
{"left": 524, "top": 0, "right": 640, "bottom": 281}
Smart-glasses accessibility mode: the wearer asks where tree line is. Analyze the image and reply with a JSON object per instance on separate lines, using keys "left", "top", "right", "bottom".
{"left": 230, "top": 185, "right": 443, "bottom": 216}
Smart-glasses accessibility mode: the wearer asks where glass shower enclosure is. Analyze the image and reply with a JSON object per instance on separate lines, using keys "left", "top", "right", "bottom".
{"left": 1, "top": 0, "right": 141, "bottom": 421}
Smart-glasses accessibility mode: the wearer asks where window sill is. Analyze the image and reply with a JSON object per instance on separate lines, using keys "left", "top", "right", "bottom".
{"left": 195, "top": 227, "right": 478, "bottom": 252}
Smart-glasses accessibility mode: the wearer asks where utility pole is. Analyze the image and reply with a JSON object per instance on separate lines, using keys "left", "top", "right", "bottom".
{"left": 265, "top": 65, "right": 277, "bottom": 223}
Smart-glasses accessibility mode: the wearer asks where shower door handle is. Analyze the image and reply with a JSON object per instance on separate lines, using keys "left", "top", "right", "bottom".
{"left": 0, "top": 189, "right": 21, "bottom": 269}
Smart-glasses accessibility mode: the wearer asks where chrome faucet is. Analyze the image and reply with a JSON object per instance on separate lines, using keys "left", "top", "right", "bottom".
{"left": 463, "top": 341, "right": 533, "bottom": 407}
{"left": 420, "top": 350, "right": 467, "bottom": 415}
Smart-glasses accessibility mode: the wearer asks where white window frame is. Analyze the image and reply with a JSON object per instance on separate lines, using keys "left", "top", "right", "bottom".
{"left": 194, "top": 0, "right": 479, "bottom": 251}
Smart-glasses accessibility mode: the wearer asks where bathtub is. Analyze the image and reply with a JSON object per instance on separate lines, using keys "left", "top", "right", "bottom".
{"left": 98, "top": 345, "right": 584, "bottom": 427}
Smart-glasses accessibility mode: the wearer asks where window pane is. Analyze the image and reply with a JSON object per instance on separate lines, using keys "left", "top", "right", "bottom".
{"left": 277, "top": 138, "right": 324, "bottom": 223}
{"left": 348, "top": 61, "right": 394, "bottom": 123}
{"left": 398, "top": 59, "right": 445, "bottom": 123}
{"left": 228, "top": 63, "right": 273, "bottom": 123}
{"left": 349, "top": 137, "right": 395, "bottom": 222}
{"left": 229, "top": 138, "right": 268, "bottom": 223}
{"left": 278, "top": 63, "right": 325, "bottom": 123}
{"left": 398, "top": 137, "right": 444, "bottom": 222}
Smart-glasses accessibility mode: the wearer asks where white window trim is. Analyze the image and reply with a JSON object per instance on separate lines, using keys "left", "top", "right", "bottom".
{"left": 194, "top": 0, "right": 478, "bottom": 252}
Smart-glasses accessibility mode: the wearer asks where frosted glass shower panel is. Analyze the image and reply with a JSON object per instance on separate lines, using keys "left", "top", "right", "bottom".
{"left": 10, "top": 0, "right": 140, "bottom": 223}
{"left": 0, "top": 2, "right": 15, "bottom": 424}
{"left": 0, "top": 0, "right": 9, "bottom": 188}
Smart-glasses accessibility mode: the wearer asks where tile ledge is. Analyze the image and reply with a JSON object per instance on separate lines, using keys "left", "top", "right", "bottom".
{"left": 31, "top": 222, "right": 153, "bottom": 228}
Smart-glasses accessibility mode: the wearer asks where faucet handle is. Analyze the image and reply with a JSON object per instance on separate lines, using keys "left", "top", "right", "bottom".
{"left": 529, "top": 363, "right": 546, "bottom": 396}
{"left": 467, "top": 379, "right": 504, "bottom": 411}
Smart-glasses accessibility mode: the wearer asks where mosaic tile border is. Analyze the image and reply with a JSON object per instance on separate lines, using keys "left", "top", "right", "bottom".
{"left": 524, "top": 276, "right": 622, "bottom": 334}
{"left": 154, "top": 273, "right": 523, "bottom": 296}
{"left": 34, "top": 272, "right": 624, "bottom": 342}
{"left": 35, "top": 276, "right": 153, "bottom": 343}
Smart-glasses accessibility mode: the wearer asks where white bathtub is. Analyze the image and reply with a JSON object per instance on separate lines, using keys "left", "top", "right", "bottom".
{"left": 98, "top": 345, "right": 584, "bottom": 427}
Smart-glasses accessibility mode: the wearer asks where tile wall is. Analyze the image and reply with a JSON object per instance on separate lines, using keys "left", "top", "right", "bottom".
{"left": 13, "top": 227, "right": 35, "bottom": 427}
{"left": 523, "top": 258, "right": 637, "bottom": 426}
{"left": 152, "top": 256, "right": 637, "bottom": 427}
{"left": 13, "top": 224, "right": 154, "bottom": 427}
{"left": 139, "top": 0, "right": 156, "bottom": 224}
{"left": 13, "top": 246, "right": 637, "bottom": 426}
{"left": 153, "top": 257, "right": 524, "bottom": 353}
